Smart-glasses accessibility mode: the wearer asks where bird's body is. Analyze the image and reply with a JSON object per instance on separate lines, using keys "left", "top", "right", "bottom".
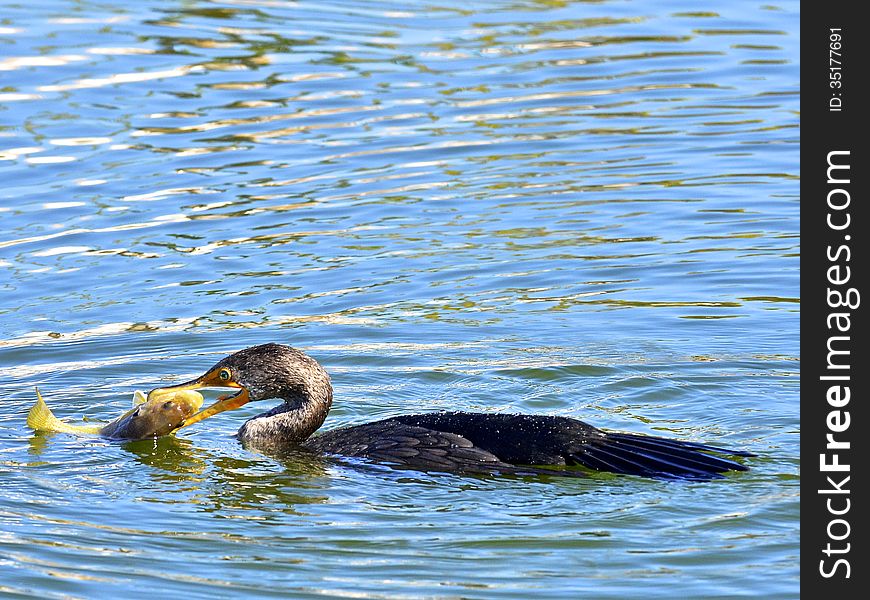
{"left": 305, "top": 412, "right": 752, "bottom": 479}
{"left": 153, "top": 343, "right": 753, "bottom": 480}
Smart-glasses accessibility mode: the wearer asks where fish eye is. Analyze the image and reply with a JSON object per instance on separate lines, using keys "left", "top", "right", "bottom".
{"left": 162, "top": 401, "right": 173, "bottom": 410}
{"left": 218, "top": 368, "right": 232, "bottom": 381}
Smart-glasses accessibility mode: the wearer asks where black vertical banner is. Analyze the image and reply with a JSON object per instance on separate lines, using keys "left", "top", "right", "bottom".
{"left": 802, "top": 4, "right": 868, "bottom": 597}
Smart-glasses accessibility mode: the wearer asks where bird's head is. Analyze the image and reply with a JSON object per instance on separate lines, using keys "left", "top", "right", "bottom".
{"left": 148, "top": 343, "right": 331, "bottom": 428}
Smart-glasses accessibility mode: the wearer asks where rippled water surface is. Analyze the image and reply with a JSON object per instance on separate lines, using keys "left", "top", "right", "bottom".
{"left": 1, "top": 1, "right": 798, "bottom": 598}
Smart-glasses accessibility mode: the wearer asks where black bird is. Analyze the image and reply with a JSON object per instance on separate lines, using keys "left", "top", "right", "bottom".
{"left": 150, "top": 343, "right": 753, "bottom": 480}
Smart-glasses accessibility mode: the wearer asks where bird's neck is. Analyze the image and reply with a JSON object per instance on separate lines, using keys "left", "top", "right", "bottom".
{"left": 237, "top": 375, "right": 333, "bottom": 450}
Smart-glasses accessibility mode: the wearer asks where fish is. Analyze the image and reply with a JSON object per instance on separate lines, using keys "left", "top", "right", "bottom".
{"left": 26, "top": 387, "right": 204, "bottom": 441}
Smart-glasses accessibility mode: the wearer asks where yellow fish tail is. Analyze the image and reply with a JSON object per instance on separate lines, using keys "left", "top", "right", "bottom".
{"left": 27, "top": 388, "right": 104, "bottom": 435}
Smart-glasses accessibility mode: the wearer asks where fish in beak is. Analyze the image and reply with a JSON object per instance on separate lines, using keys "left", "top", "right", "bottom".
{"left": 148, "top": 365, "right": 251, "bottom": 428}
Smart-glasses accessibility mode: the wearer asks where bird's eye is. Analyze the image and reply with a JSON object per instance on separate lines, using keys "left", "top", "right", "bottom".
{"left": 218, "top": 368, "right": 232, "bottom": 381}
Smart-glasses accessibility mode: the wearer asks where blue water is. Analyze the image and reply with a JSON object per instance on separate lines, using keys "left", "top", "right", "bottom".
{"left": 1, "top": 1, "right": 798, "bottom": 598}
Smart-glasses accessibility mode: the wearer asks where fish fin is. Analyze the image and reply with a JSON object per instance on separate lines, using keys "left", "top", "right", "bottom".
{"left": 26, "top": 388, "right": 103, "bottom": 435}
{"left": 132, "top": 390, "right": 148, "bottom": 406}
{"left": 27, "top": 388, "right": 68, "bottom": 432}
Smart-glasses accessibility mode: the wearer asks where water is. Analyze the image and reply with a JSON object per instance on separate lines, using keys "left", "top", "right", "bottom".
{"left": 0, "top": 1, "right": 798, "bottom": 598}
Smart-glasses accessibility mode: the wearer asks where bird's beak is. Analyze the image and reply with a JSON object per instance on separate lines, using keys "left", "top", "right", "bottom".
{"left": 148, "top": 372, "right": 251, "bottom": 428}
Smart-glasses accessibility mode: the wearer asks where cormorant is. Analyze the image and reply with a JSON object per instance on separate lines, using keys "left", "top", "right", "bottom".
{"left": 149, "top": 343, "right": 753, "bottom": 480}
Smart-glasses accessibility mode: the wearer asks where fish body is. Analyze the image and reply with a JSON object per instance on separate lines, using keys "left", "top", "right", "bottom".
{"left": 27, "top": 388, "right": 204, "bottom": 440}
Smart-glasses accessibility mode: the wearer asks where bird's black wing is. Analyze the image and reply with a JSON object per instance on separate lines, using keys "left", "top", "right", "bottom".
{"left": 392, "top": 412, "right": 753, "bottom": 480}
{"left": 306, "top": 412, "right": 753, "bottom": 480}
{"left": 304, "top": 419, "right": 585, "bottom": 477}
